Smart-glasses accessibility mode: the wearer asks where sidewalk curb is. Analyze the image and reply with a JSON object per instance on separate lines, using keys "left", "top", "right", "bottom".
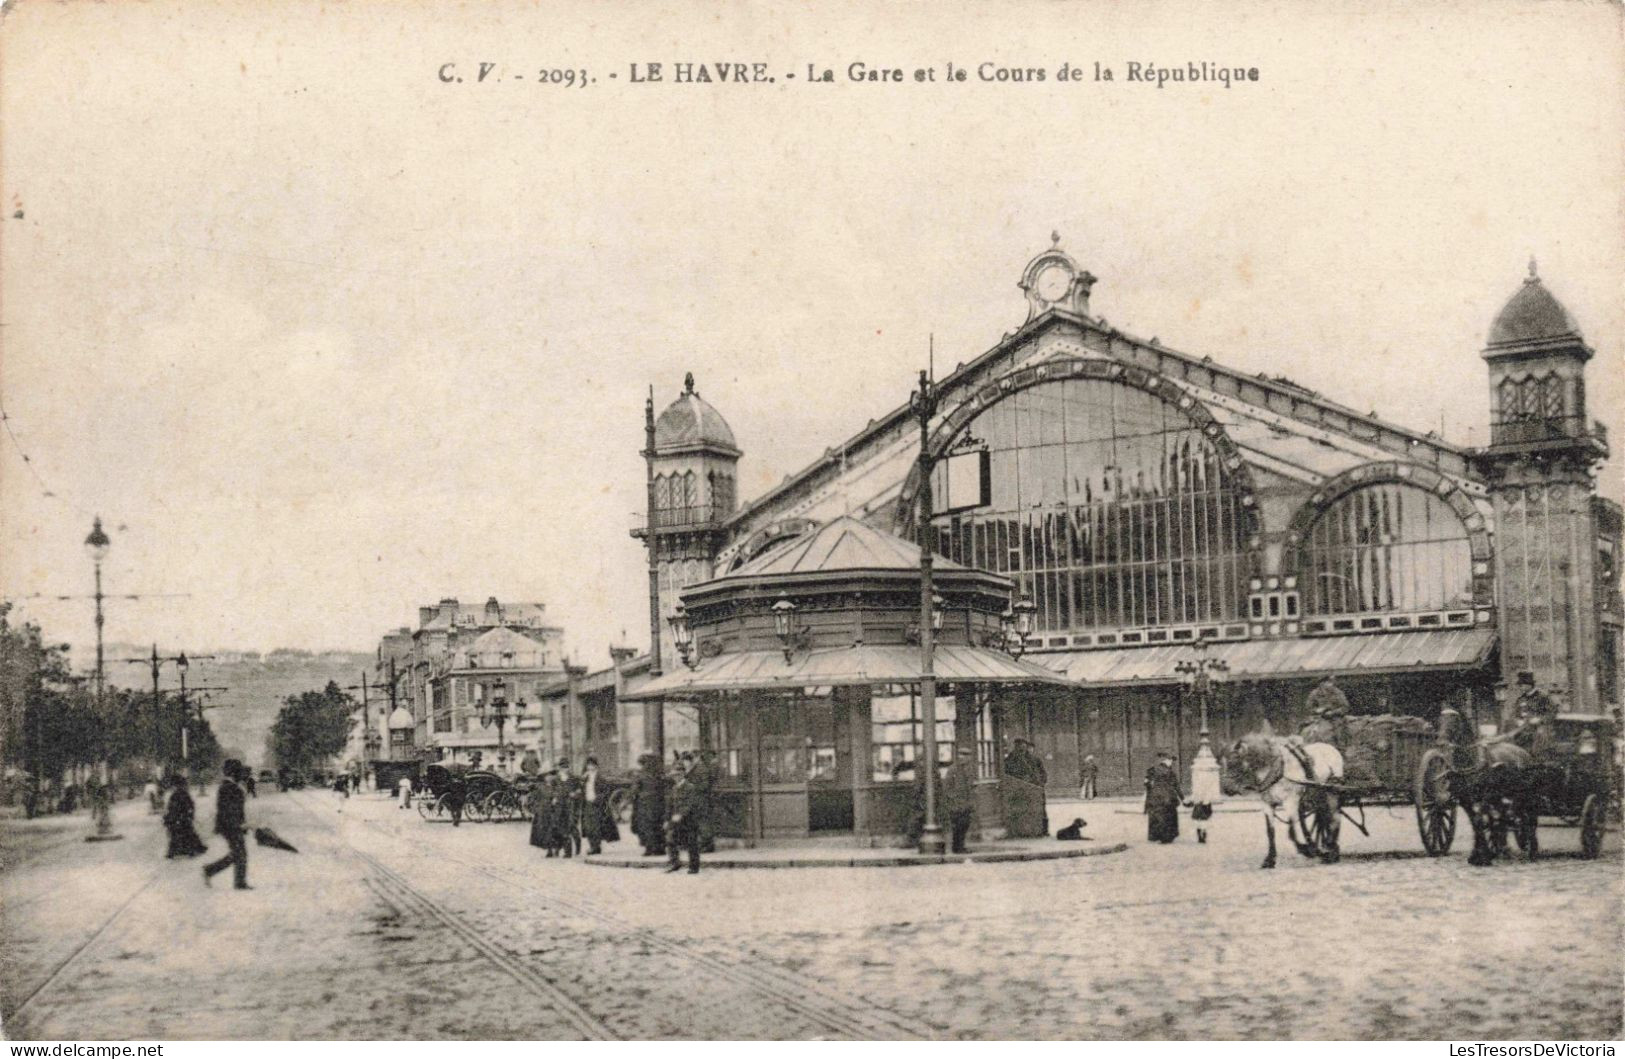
{"left": 582, "top": 841, "right": 1132, "bottom": 870}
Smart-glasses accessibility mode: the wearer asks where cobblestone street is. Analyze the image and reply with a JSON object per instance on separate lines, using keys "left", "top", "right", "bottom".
{"left": 3, "top": 788, "right": 1619, "bottom": 1040}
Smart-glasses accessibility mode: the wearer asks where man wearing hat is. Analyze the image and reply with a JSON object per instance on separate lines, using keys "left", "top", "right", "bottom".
{"left": 666, "top": 753, "right": 704, "bottom": 874}
{"left": 941, "top": 745, "right": 978, "bottom": 854}
{"left": 1143, "top": 750, "right": 1182, "bottom": 844}
{"left": 1508, "top": 672, "right": 1558, "bottom": 756}
{"left": 203, "top": 760, "right": 251, "bottom": 889}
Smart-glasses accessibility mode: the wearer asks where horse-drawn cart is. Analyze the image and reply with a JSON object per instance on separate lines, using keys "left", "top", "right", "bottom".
{"left": 1288, "top": 715, "right": 1439, "bottom": 856}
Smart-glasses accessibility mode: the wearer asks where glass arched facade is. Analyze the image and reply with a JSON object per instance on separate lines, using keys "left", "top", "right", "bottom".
{"left": 1300, "top": 482, "right": 1473, "bottom": 615}
{"left": 930, "top": 378, "right": 1251, "bottom": 633}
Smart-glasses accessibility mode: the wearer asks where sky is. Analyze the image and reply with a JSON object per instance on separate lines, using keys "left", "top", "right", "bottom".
{"left": 2, "top": 0, "right": 1621, "bottom": 670}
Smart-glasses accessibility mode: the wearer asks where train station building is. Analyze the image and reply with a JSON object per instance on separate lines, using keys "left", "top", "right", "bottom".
{"left": 624, "top": 243, "right": 1620, "bottom": 841}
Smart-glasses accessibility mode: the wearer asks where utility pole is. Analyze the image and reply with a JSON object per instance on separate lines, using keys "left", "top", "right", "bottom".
{"left": 123, "top": 646, "right": 198, "bottom": 773}
{"left": 910, "top": 365, "right": 946, "bottom": 856}
{"left": 178, "top": 687, "right": 229, "bottom": 761}
{"left": 642, "top": 385, "right": 666, "bottom": 764}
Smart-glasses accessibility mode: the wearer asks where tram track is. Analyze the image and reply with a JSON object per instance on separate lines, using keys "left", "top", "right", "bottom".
{"left": 4, "top": 863, "right": 166, "bottom": 1026}
{"left": 355, "top": 849, "right": 618, "bottom": 1040}
{"left": 355, "top": 812, "right": 934, "bottom": 1040}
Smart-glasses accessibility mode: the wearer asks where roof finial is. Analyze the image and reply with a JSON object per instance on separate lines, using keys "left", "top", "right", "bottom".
{"left": 1528, "top": 256, "right": 1539, "bottom": 282}
{"left": 1051, "top": 230, "right": 1061, "bottom": 248}
{"left": 683, "top": 371, "right": 695, "bottom": 395}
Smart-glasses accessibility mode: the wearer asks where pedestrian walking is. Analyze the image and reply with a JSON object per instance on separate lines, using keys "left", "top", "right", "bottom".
{"left": 143, "top": 778, "right": 162, "bottom": 814}
{"left": 1144, "top": 750, "right": 1182, "bottom": 844}
{"left": 163, "top": 774, "right": 208, "bottom": 858}
{"left": 1079, "top": 754, "right": 1099, "bottom": 800}
{"left": 631, "top": 753, "right": 667, "bottom": 857}
{"left": 397, "top": 774, "right": 413, "bottom": 809}
{"left": 943, "top": 745, "right": 977, "bottom": 854}
{"left": 203, "top": 760, "right": 251, "bottom": 889}
{"left": 665, "top": 758, "right": 703, "bottom": 874}
{"left": 445, "top": 769, "right": 467, "bottom": 827}
{"left": 244, "top": 773, "right": 257, "bottom": 798}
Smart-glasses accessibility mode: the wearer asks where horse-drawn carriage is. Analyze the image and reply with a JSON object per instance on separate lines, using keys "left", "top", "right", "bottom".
{"left": 1227, "top": 707, "right": 1619, "bottom": 867}
{"left": 1416, "top": 711, "right": 1617, "bottom": 863}
{"left": 414, "top": 762, "right": 635, "bottom": 824}
{"left": 415, "top": 763, "right": 533, "bottom": 823}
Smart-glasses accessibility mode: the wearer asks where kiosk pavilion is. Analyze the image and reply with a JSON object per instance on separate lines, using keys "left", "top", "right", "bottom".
{"left": 629, "top": 243, "right": 1621, "bottom": 842}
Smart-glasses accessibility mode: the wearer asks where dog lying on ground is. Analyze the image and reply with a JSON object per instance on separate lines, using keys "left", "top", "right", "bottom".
{"left": 1055, "top": 817, "right": 1091, "bottom": 841}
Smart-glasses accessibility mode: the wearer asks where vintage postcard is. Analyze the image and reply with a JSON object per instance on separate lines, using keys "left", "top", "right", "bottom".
{"left": 1, "top": 0, "right": 1620, "bottom": 1046}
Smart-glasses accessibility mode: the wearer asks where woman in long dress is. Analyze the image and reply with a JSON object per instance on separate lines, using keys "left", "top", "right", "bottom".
{"left": 163, "top": 775, "right": 208, "bottom": 858}
{"left": 1144, "top": 750, "right": 1183, "bottom": 844}
{"left": 529, "top": 771, "right": 555, "bottom": 851}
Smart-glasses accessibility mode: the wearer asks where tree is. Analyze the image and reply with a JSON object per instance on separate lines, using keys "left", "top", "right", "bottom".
{"left": 270, "top": 681, "right": 354, "bottom": 775}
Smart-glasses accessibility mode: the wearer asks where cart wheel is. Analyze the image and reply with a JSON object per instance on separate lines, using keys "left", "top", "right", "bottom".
{"left": 465, "top": 795, "right": 491, "bottom": 823}
{"left": 1580, "top": 794, "right": 1605, "bottom": 859}
{"left": 1414, "top": 748, "right": 1457, "bottom": 856}
{"left": 416, "top": 794, "right": 442, "bottom": 821}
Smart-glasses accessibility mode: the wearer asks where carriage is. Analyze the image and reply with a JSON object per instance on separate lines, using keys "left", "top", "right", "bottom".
{"left": 1288, "top": 710, "right": 1617, "bottom": 861}
{"left": 1415, "top": 713, "right": 1617, "bottom": 860}
{"left": 414, "top": 762, "right": 635, "bottom": 824}
{"left": 414, "top": 764, "right": 530, "bottom": 822}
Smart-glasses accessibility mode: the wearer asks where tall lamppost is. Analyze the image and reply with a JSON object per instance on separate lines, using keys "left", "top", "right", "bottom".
{"left": 84, "top": 517, "right": 111, "bottom": 707}
{"left": 478, "top": 678, "right": 519, "bottom": 765}
{"left": 909, "top": 368, "right": 946, "bottom": 855}
{"left": 1175, "top": 636, "right": 1229, "bottom": 800}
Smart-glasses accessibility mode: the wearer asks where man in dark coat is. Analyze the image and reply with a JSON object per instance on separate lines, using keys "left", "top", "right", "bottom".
{"left": 942, "top": 745, "right": 978, "bottom": 854}
{"left": 444, "top": 769, "right": 467, "bottom": 827}
{"left": 203, "top": 760, "right": 250, "bottom": 888}
{"left": 666, "top": 759, "right": 704, "bottom": 874}
{"left": 164, "top": 774, "right": 208, "bottom": 858}
{"left": 631, "top": 754, "right": 667, "bottom": 856}
{"left": 578, "top": 757, "right": 616, "bottom": 855}
{"left": 1144, "top": 750, "right": 1182, "bottom": 844}
{"left": 692, "top": 750, "right": 719, "bottom": 853}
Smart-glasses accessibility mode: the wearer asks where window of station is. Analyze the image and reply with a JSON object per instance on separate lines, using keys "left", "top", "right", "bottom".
{"left": 931, "top": 378, "right": 1250, "bottom": 632}
{"left": 1300, "top": 482, "right": 1473, "bottom": 615}
{"left": 870, "top": 691, "right": 995, "bottom": 781}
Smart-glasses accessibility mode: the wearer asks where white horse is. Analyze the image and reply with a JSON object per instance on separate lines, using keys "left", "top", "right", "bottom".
{"left": 1221, "top": 724, "right": 1346, "bottom": 869}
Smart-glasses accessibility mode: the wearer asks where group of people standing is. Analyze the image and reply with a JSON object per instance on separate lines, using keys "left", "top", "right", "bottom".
{"left": 526, "top": 757, "right": 620, "bottom": 857}
{"left": 627, "top": 750, "right": 716, "bottom": 873}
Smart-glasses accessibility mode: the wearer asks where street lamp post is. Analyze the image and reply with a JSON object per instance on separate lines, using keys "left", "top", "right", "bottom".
{"left": 478, "top": 678, "right": 519, "bottom": 767}
{"left": 910, "top": 368, "right": 946, "bottom": 855}
{"left": 1175, "top": 636, "right": 1229, "bottom": 808}
{"left": 84, "top": 518, "right": 111, "bottom": 707}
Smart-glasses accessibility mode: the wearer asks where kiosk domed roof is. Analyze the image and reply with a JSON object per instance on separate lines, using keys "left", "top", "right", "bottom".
{"left": 731, "top": 515, "right": 968, "bottom": 577}
{"left": 655, "top": 373, "right": 738, "bottom": 453}
{"left": 1488, "top": 263, "right": 1583, "bottom": 348}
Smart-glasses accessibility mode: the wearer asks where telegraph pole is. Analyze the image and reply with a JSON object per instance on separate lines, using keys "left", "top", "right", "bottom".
{"left": 911, "top": 366, "right": 946, "bottom": 855}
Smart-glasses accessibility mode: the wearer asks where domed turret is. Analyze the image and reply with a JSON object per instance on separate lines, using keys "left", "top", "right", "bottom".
{"left": 654, "top": 373, "right": 740, "bottom": 455}
{"left": 1485, "top": 260, "right": 1586, "bottom": 353}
